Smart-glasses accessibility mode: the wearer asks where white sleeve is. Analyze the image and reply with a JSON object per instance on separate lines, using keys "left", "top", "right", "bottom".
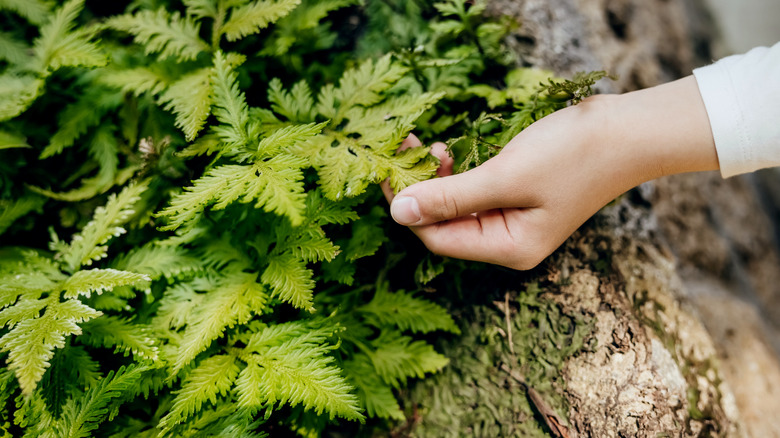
{"left": 693, "top": 42, "right": 780, "bottom": 178}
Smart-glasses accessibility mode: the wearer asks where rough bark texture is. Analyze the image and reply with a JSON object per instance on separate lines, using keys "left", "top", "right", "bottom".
{"left": 402, "top": 0, "right": 780, "bottom": 436}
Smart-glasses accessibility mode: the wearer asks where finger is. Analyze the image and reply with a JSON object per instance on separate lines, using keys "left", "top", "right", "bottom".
{"left": 390, "top": 158, "right": 539, "bottom": 226}
{"left": 430, "top": 141, "right": 453, "bottom": 177}
{"left": 410, "top": 208, "right": 546, "bottom": 270}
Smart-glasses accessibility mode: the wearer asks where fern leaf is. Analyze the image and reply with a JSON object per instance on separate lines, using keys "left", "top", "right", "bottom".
{"left": 369, "top": 333, "right": 449, "bottom": 388}
{"left": 0, "top": 298, "right": 102, "bottom": 395}
{"left": 111, "top": 243, "right": 203, "bottom": 280}
{"left": 241, "top": 324, "right": 363, "bottom": 421}
{"left": 104, "top": 9, "right": 209, "bottom": 61}
{"left": 79, "top": 316, "right": 159, "bottom": 361}
{"left": 160, "top": 354, "right": 241, "bottom": 432}
{"left": 359, "top": 282, "right": 459, "bottom": 334}
{"left": 61, "top": 268, "right": 150, "bottom": 299}
{"left": 0, "top": 0, "right": 51, "bottom": 25}
{"left": 158, "top": 67, "right": 212, "bottom": 141}
{"left": 268, "top": 78, "right": 315, "bottom": 123}
{"left": 221, "top": 0, "right": 301, "bottom": 42}
{"left": 343, "top": 355, "right": 403, "bottom": 420}
{"left": 154, "top": 281, "right": 202, "bottom": 331}
{"left": 244, "top": 154, "right": 308, "bottom": 224}
{"left": 261, "top": 252, "right": 315, "bottom": 311}
{"left": 285, "top": 228, "right": 339, "bottom": 263}
{"left": 0, "top": 74, "right": 44, "bottom": 122}
{"left": 210, "top": 51, "right": 250, "bottom": 147}
{"left": 256, "top": 122, "right": 326, "bottom": 157}
{"left": 33, "top": 0, "right": 106, "bottom": 73}
{"left": 59, "top": 181, "right": 149, "bottom": 270}
{"left": 183, "top": 0, "right": 218, "bottom": 20}
{"left": 0, "top": 31, "right": 29, "bottom": 65}
{"left": 97, "top": 67, "right": 168, "bottom": 97}
{"left": 0, "top": 196, "right": 45, "bottom": 236}
{"left": 304, "top": 189, "right": 359, "bottom": 226}
{"left": 40, "top": 91, "right": 123, "bottom": 159}
{"left": 342, "top": 206, "right": 387, "bottom": 261}
{"left": 156, "top": 164, "right": 255, "bottom": 231}
{"left": 54, "top": 364, "right": 150, "bottom": 438}
{"left": 172, "top": 274, "right": 266, "bottom": 373}
{"left": 332, "top": 54, "right": 408, "bottom": 123}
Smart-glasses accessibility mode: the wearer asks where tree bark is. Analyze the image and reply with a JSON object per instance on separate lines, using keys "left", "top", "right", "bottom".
{"left": 400, "top": 0, "right": 780, "bottom": 436}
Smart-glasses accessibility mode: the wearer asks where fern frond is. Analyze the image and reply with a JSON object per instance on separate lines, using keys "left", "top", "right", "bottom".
{"left": 0, "top": 74, "right": 44, "bottom": 122}
{"left": 268, "top": 78, "right": 315, "bottom": 123}
{"left": 54, "top": 364, "right": 150, "bottom": 438}
{"left": 172, "top": 274, "right": 266, "bottom": 373}
{"left": 156, "top": 164, "right": 255, "bottom": 231}
{"left": 284, "top": 228, "right": 339, "bottom": 263}
{"left": 158, "top": 67, "right": 212, "bottom": 141}
{"left": 261, "top": 252, "right": 315, "bottom": 311}
{"left": 111, "top": 243, "right": 203, "bottom": 280}
{"left": 0, "top": 129, "right": 28, "bottom": 149}
{"left": 0, "top": 31, "right": 29, "bottom": 65}
{"left": 183, "top": 0, "right": 218, "bottom": 20}
{"left": 244, "top": 154, "right": 308, "bottom": 223}
{"left": 240, "top": 323, "right": 363, "bottom": 421}
{"left": 343, "top": 355, "right": 403, "bottom": 420}
{"left": 79, "top": 316, "right": 159, "bottom": 361}
{"left": 211, "top": 51, "right": 250, "bottom": 147}
{"left": 61, "top": 268, "right": 150, "bottom": 299}
{"left": 104, "top": 9, "right": 209, "bottom": 61}
{"left": 0, "top": 196, "right": 45, "bottom": 236}
{"left": 0, "top": 0, "right": 51, "bottom": 25}
{"left": 359, "top": 282, "right": 459, "bottom": 334}
{"left": 97, "top": 66, "right": 168, "bottom": 97}
{"left": 369, "top": 332, "right": 449, "bottom": 388}
{"left": 154, "top": 282, "right": 202, "bottom": 331}
{"left": 33, "top": 0, "right": 106, "bottom": 73}
{"left": 59, "top": 180, "right": 149, "bottom": 270}
{"left": 221, "top": 0, "right": 301, "bottom": 42}
{"left": 304, "top": 189, "right": 359, "bottom": 226}
{"left": 331, "top": 54, "right": 408, "bottom": 124}
{"left": 341, "top": 206, "right": 387, "bottom": 261}
{"left": 0, "top": 298, "right": 102, "bottom": 395}
{"left": 159, "top": 354, "right": 241, "bottom": 432}
{"left": 256, "top": 122, "right": 326, "bottom": 157}
{"left": 40, "top": 91, "right": 123, "bottom": 159}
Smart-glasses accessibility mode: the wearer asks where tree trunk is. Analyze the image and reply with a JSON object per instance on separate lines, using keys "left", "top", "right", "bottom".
{"left": 399, "top": 0, "right": 780, "bottom": 436}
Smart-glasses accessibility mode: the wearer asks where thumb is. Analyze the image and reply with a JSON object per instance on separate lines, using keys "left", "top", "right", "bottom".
{"left": 390, "top": 160, "right": 527, "bottom": 226}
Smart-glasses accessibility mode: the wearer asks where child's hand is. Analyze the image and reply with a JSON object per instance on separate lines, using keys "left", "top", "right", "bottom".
{"left": 385, "top": 76, "right": 719, "bottom": 270}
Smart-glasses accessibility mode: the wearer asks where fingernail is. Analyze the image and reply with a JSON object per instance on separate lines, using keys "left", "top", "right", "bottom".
{"left": 391, "top": 197, "right": 421, "bottom": 225}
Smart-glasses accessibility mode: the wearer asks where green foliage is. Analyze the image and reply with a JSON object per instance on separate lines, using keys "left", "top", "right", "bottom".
{"left": 0, "top": 0, "right": 606, "bottom": 435}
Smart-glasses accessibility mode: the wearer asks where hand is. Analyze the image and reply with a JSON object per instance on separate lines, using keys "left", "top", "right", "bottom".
{"left": 384, "top": 76, "right": 719, "bottom": 270}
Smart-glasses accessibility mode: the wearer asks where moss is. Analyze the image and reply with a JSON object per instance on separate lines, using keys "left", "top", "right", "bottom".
{"left": 402, "top": 283, "right": 595, "bottom": 437}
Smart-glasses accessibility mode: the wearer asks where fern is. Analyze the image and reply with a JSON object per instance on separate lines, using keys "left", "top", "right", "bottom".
{"left": 78, "top": 316, "right": 158, "bottom": 362}
{"left": 0, "top": 298, "right": 102, "bottom": 396}
{"left": 0, "top": 0, "right": 51, "bottom": 25}
{"left": 0, "top": 196, "right": 45, "bottom": 236}
{"left": 58, "top": 181, "right": 149, "bottom": 271}
{"left": 171, "top": 273, "right": 267, "bottom": 373}
{"left": 53, "top": 364, "right": 151, "bottom": 438}
{"left": 40, "top": 90, "right": 123, "bottom": 158}
{"left": 32, "top": 0, "right": 107, "bottom": 73}
{"left": 358, "top": 281, "right": 460, "bottom": 334}
{"left": 369, "top": 332, "right": 449, "bottom": 388}
{"left": 156, "top": 67, "right": 212, "bottom": 141}
{"left": 159, "top": 354, "right": 241, "bottom": 433}
{"left": 237, "top": 321, "right": 363, "bottom": 421}
{"left": 104, "top": 9, "right": 209, "bottom": 61}
{"left": 221, "top": 0, "right": 301, "bottom": 42}
{"left": 0, "top": 74, "right": 44, "bottom": 122}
